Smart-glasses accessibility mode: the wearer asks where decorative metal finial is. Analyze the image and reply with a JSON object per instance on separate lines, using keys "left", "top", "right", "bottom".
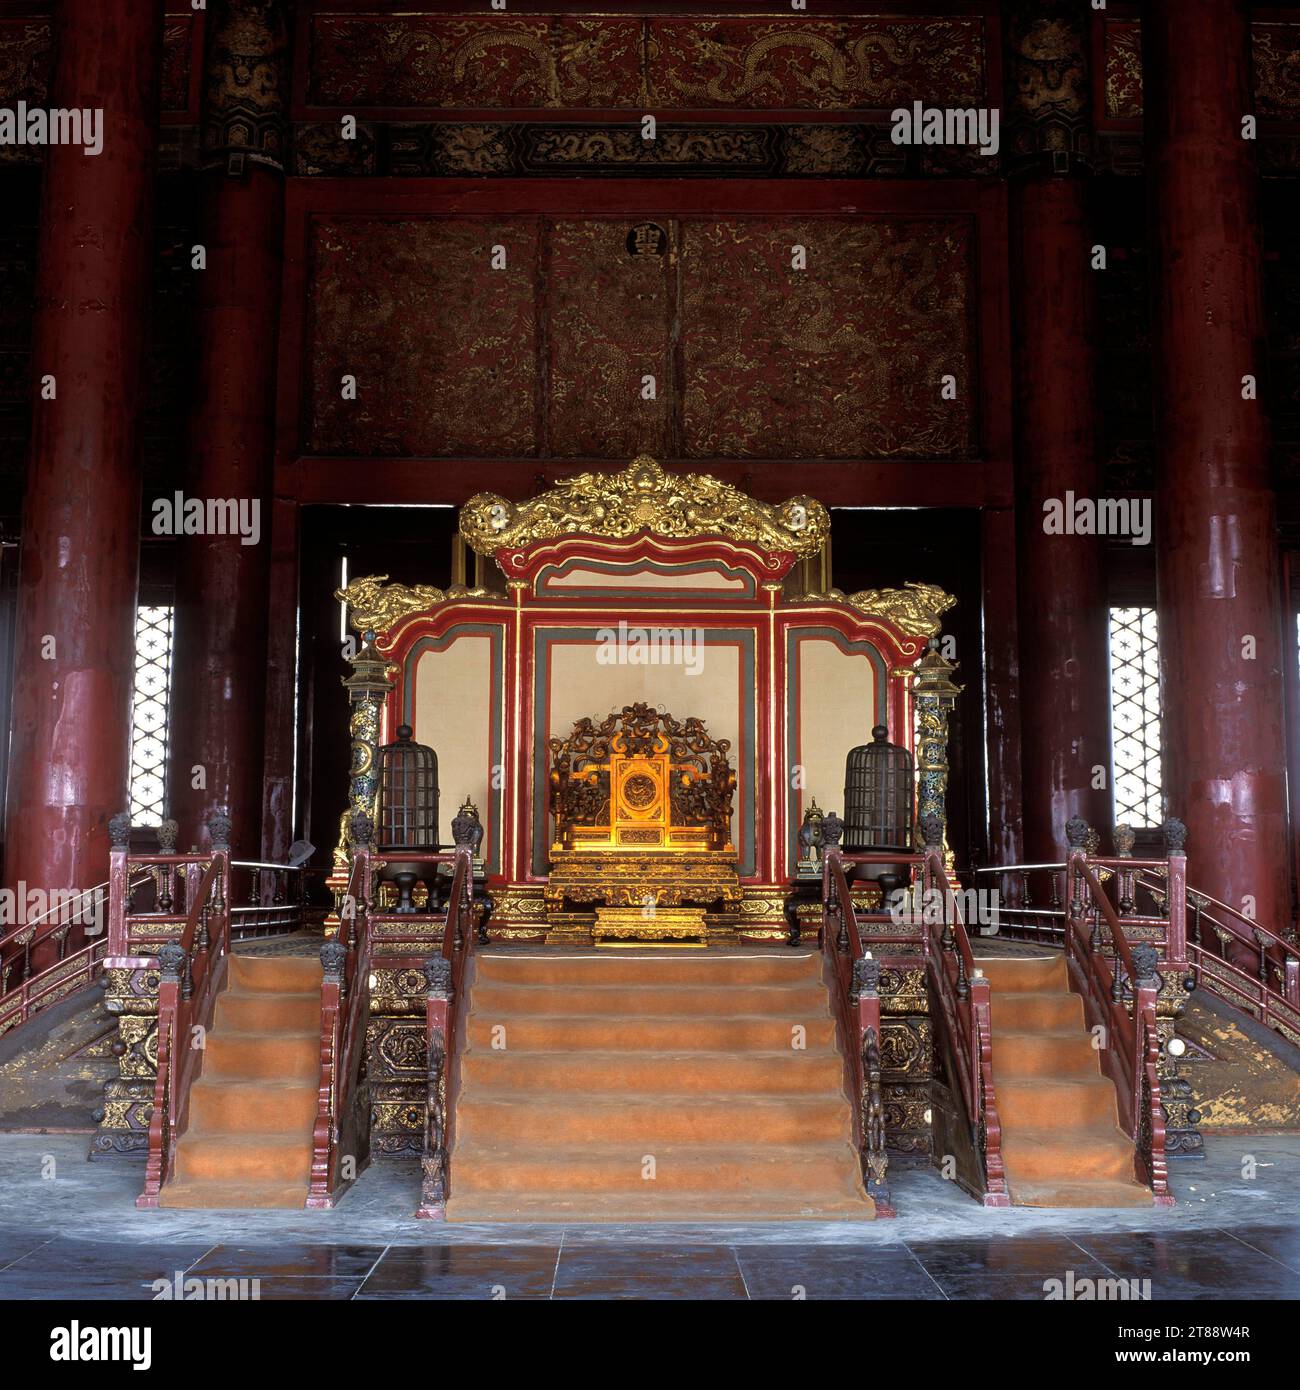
{"left": 1162, "top": 817, "right": 1188, "bottom": 855}
{"left": 320, "top": 939, "right": 348, "bottom": 982}
{"left": 1113, "top": 824, "right": 1136, "bottom": 858}
{"left": 850, "top": 954, "right": 881, "bottom": 1003}
{"left": 156, "top": 818, "right": 179, "bottom": 854}
{"left": 1131, "top": 941, "right": 1161, "bottom": 989}
{"left": 157, "top": 942, "right": 187, "bottom": 984}
{"left": 451, "top": 799, "right": 484, "bottom": 853}
{"left": 350, "top": 810, "right": 375, "bottom": 851}
{"left": 206, "top": 810, "right": 232, "bottom": 853}
{"left": 423, "top": 955, "right": 453, "bottom": 998}
{"left": 1065, "top": 816, "right": 1091, "bottom": 850}
{"left": 108, "top": 811, "right": 132, "bottom": 850}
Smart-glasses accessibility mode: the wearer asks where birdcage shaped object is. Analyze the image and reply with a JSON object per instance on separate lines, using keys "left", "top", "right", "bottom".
{"left": 378, "top": 724, "right": 439, "bottom": 851}
{"left": 843, "top": 725, "right": 913, "bottom": 852}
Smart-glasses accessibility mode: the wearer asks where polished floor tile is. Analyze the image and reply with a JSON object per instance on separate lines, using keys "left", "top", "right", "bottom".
{"left": 1071, "top": 1230, "right": 1300, "bottom": 1300}
{"left": 188, "top": 1242, "right": 387, "bottom": 1280}
{"left": 552, "top": 1245, "right": 746, "bottom": 1300}
{"left": 357, "top": 1244, "right": 559, "bottom": 1300}
{"left": 0, "top": 1229, "right": 53, "bottom": 1270}
{"left": 1224, "top": 1225, "right": 1300, "bottom": 1275}
{"left": 903, "top": 1235, "right": 1112, "bottom": 1300}
{"left": 3, "top": 1276, "right": 165, "bottom": 1302}
{"left": 735, "top": 1244, "right": 945, "bottom": 1301}
{"left": 214, "top": 1276, "right": 364, "bottom": 1301}
{"left": 1, "top": 1238, "right": 214, "bottom": 1283}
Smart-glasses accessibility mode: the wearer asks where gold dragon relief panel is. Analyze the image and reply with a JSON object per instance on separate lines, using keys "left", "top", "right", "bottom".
{"left": 307, "top": 15, "right": 645, "bottom": 108}
{"left": 679, "top": 218, "right": 974, "bottom": 460}
{"left": 646, "top": 17, "right": 987, "bottom": 111}
{"left": 307, "top": 216, "right": 540, "bottom": 458}
{"left": 1254, "top": 24, "right": 1300, "bottom": 121}
{"left": 305, "top": 14, "right": 987, "bottom": 112}
{"left": 548, "top": 220, "right": 675, "bottom": 459}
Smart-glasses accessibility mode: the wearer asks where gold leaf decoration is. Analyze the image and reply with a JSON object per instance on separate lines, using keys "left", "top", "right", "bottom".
{"left": 803, "top": 581, "right": 957, "bottom": 638}
{"left": 336, "top": 574, "right": 502, "bottom": 635}
{"left": 459, "top": 455, "right": 829, "bottom": 558}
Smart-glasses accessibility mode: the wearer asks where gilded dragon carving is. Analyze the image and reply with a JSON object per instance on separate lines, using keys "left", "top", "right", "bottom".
{"left": 459, "top": 455, "right": 829, "bottom": 559}
{"left": 334, "top": 574, "right": 502, "bottom": 636}
{"left": 802, "top": 582, "right": 957, "bottom": 639}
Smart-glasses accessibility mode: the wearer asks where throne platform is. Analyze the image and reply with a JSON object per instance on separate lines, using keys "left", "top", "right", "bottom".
{"left": 332, "top": 455, "right": 956, "bottom": 949}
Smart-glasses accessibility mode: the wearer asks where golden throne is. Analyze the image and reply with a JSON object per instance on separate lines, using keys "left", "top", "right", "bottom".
{"left": 545, "top": 703, "right": 743, "bottom": 941}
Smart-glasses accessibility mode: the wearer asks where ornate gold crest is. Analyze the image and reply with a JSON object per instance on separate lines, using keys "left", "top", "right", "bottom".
{"left": 335, "top": 574, "right": 502, "bottom": 636}
{"left": 803, "top": 581, "right": 957, "bottom": 638}
{"left": 458, "top": 455, "right": 829, "bottom": 559}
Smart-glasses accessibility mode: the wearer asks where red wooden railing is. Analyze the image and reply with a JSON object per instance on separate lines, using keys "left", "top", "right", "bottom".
{"left": 978, "top": 820, "right": 1299, "bottom": 1051}
{"left": 1139, "top": 873, "right": 1300, "bottom": 1046}
{"left": 821, "top": 848, "right": 894, "bottom": 1215}
{"left": 0, "top": 852, "right": 310, "bottom": 1041}
{"left": 818, "top": 834, "right": 1006, "bottom": 1208}
{"left": 918, "top": 844, "right": 1009, "bottom": 1207}
{"left": 0, "top": 877, "right": 151, "bottom": 1036}
{"left": 136, "top": 850, "right": 231, "bottom": 1208}
{"left": 1066, "top": 849, "right": 1174, "bottom": 1205}
{"left": 307, "top": 850, "right": 372, "bottom": 1208}
{"left": 417, "top": 843, "right": 478, "bottom": 1219}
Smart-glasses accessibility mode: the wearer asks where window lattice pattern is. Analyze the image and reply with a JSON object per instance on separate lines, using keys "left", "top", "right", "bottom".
{"left": 1109, "top": 606, "right": 1164, "bottom": 828}
{"left": 129, "top": 606, "right": 175, "bottom": 827}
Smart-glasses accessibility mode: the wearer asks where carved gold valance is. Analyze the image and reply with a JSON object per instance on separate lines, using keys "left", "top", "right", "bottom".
{"left": 803, "top": 581, "right": 957, "bottom": 638}
{"left": 459, "top": 455, "right": 829, "bottom": 559}
{"left": 335, "top": 574, "right": 502, "bottom": 636}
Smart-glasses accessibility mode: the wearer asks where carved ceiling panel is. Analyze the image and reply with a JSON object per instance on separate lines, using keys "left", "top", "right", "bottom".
{"left": 305, "top": 215, "right": 975, "bottom": 462}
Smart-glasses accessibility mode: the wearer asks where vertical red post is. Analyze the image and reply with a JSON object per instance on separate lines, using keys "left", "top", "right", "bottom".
{"left": 1145, "top": 0, "right": 1292, "bottom": 948}
{"left": 1004, "top": 3, "right": 1112, "bottom": 862}
{"left": 1010, "top": 177, "right": 1113, "bottom": 859}
{"left": 1165, "top": 847, "right": 1188, "bottom": 971}
{"left": 4, "top": 2, "right": 165, "bottom": 965}
{"left": 168, "top": 1, "right": 292, "bottom": 858}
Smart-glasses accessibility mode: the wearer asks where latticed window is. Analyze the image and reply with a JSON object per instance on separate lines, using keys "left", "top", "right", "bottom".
{"left": 1108, "top": 606, "right": 1164, "bottom": 827}
{"left": 129, "top": 605, "right": 175, "bottom": 826}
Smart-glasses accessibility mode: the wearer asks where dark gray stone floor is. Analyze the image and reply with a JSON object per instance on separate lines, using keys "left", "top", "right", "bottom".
{"left": 1, "top": 1132, "right": 1297, "bottom": 1299}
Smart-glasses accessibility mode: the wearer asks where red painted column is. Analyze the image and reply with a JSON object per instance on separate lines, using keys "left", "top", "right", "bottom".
{"left": 168, "top": 2, "right": 291, "bottom": 857}
{"left": 1145, "top": 0, "right": 1291, "bottom": 941}
{"left": 1004, "top": 3, "right": 1112, "bottom": 861}
{"left": 1010, "top": 177, "right": 1112, "bottom": 861}
{"left": 982, "top": 507, "right": 1024, "bottom": 868}
{"left": 4, "top": 2, "right": 164, "bottom": 959}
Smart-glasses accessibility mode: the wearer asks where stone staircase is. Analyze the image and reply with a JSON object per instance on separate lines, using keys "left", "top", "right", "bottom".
{"left": 160, "top": 953, "right": 320, "bottom": 1209}
{"left": 445, "top": 949, "right": 875, "bottom": 1222}
{"left": 981, "top": 953, "right": 1150, "bottom": 1207}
